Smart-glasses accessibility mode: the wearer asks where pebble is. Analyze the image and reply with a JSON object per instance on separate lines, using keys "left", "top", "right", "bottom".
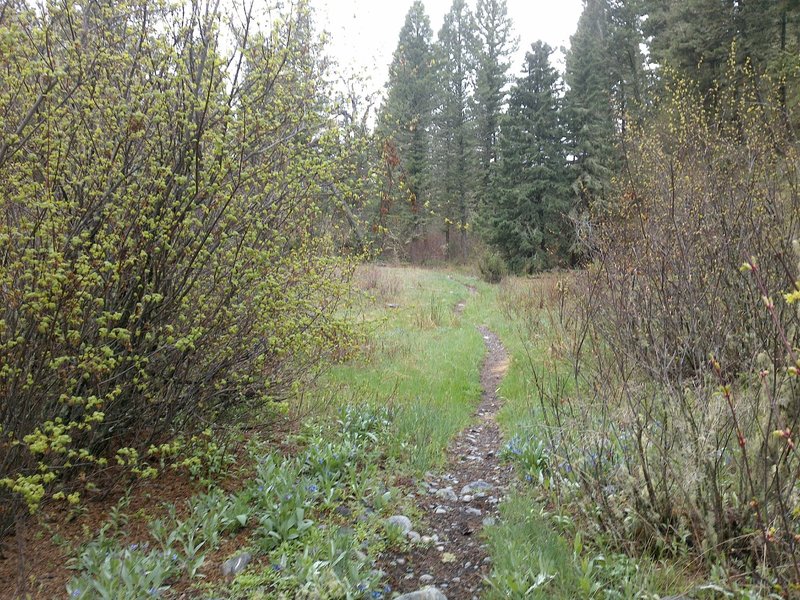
{"left": 461, "top": 480, "right": 493, "bottom": 496}
{"left": 435, "top": 506, "right": 447, "bottom": 514}
{"left": 394, "top": 588, "right": 448, "bottom": 600}
{"left": 420, "top": 574, "right": 434, "bottom": 584}
{"left": 461, "top": 494, "right": 473, "bottom": 502}
{"left": 221, "top": 553, "right": 251, "bottom": 578}
{"left": 435, "top": 487, "right": 458, "bottom": 502}
{"left": 465, "top": 507, "right": 482, "bottom": 516}
{"left": 387, "top": 515, "right": 412, "bottom": 533}
{"left": 407, "top": 530, "right": 421, "bottom": 543}
{"left": 482, "top": 517, "right": 496, "bottom": 527}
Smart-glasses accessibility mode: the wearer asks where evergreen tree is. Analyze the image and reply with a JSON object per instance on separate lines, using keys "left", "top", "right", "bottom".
{"left": 377, "top": 1, "right": 436, "bottom": 252}
{"left": 642, "top": 0, "right": 800, "bottom": 107}
{"left": 432, "top": 0, "right": 478, "bottom": 259}
{"left": 474, "top": 0, "right": 516, "bottom": 217}
{"left": 563, "top": 0, "right": 644, "bottom": 214}
{"left": 490, "top": 42, "right": 572, "bottom": 272}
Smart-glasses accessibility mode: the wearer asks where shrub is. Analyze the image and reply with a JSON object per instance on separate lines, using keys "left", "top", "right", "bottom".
{"left": 523, "top": 66, "right": 800, "bottom": 589}
{"left": 478, "top": 251, "right": 508, "bottom": 284}
{"left": 0, "top": 0, "right": 361, "bottom": 538}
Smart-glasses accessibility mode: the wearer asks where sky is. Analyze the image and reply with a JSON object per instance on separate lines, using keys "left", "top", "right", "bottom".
{"left": 312, "top": 0, "right": 585, "bottom": 97}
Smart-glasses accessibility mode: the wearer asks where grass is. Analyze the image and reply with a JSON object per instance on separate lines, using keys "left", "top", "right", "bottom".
{"left": 322, "top": 266, "right": 486, "bottom": 472}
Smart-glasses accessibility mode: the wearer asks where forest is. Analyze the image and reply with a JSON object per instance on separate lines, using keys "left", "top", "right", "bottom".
{"left": 0, "top": 0, "right": 799, "bottom": 598}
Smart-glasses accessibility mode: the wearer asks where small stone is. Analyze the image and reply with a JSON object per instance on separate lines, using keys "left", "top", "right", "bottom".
{"left": 441, "top": 552, "right": 456, "bottom": 563}
{"left": 407, "top": 530, "right": 421, "bottom": 543}
{"left": 420, "top": 574, "right": 435, "bottom": 584}
{"left": 482, "top": 517, "right": 496, "bottom": 527}
{"left": 394, "top": 587, "right": 447, "bottom": 600}
{"left": 465, "top": 507, "right": 482, "bottom": 516}
{"left": 461, "top": 480, "right": 493, "bottom": 496}
{"left": 461, "top": 494, "right": 473, "bottom": 502}
{"left": 397, "top": 557, "right": 406, "bottom": 565}
{"left": 221, "top": 552, "right": 252, "bottom": 578}
{"left": 421, "top": 536, "right": 432, "bottom": 544}
{"left": 387, "top": 515, "right": 413, "bottom": 533}
{"left": 435, "top": 487, "right": 458, "bottom": 502}
{"left": 435, "top": 506, "right": 447, "bottom": 515}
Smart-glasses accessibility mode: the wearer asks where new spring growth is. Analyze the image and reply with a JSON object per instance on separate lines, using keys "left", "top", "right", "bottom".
{"left": 773, "top": 428, "right": 795, "bottom": 450}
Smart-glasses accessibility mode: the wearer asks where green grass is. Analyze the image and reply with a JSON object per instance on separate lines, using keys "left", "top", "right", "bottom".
{"left": 322, "top": 267, "right": 487, "bottom": 471}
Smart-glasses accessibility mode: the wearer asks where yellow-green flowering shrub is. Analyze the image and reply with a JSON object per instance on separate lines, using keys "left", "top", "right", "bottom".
{"left": 0, "top": 0, "right": 363, "bottom": 535}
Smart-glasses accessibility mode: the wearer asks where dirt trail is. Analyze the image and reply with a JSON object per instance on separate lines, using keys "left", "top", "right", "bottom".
{"left": 379, "top": 321, "right": 512, "bottom": 599}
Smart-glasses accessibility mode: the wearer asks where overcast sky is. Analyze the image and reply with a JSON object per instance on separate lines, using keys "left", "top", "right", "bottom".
{"left": 312, "top": 0, "right": 585, "bottom": 96}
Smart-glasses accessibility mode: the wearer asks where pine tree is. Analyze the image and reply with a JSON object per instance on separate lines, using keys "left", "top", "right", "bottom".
{"left": 474, "top": 0, "right": 516, "bottom": 218}
{"left": 490, "top": 42, "right": 572, "bottom": 272}
{"left": 432, "top": 0, "right": 478, "bottom": 260}
{"left": 563, "top": 0, "right": 644, "bottom": 214}
{"left": 642, "top": 0, "right": 800, "bottom": 106}
{"left": 377, "top": 1, "right": 436, "bottom": 252}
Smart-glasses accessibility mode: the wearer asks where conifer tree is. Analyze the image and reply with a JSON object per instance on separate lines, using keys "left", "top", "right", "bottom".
{"left": 474, "top": 0, "right": 516, "bottom": 217}
{"left": 432, "top": 0, "right": 478, "bottom": 259}
{"left": 490, "top": 42, "right": 572, "bottom": 272}
{"left": 377, "top": 1, "right": 436, "bottom": 251}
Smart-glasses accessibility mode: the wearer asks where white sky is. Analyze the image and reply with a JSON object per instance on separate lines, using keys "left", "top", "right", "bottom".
{"left": 312, "top": 0, "right": 585, "bottom": 97}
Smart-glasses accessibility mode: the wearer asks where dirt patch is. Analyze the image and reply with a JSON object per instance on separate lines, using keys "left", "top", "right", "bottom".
{"left": 377, "top": 326, "right": 512, "bottom": 599}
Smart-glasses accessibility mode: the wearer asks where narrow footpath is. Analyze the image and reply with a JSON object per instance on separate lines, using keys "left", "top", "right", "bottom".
{"left": 378, "top": 316, "right": 513, "bottom": 600}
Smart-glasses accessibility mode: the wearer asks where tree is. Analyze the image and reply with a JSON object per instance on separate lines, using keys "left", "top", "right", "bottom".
{"left": 490, "top": 42, "right": 572, "bottom": 272}
{"left": 563, "top": 0, "right": 645, "bottom": 216}
{"left": 474, "top": 0, "right": 516, "bottom": 218}
{"left": 377, "top": 1, "right": 436, "bottom": 256}
{"left": 642, "top": 0, "right": 800, "bottom": 109}
{"left": 432, "top": 0, "right": 478, "bottom": 260}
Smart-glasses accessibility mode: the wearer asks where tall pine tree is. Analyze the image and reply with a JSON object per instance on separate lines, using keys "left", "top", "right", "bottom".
{"left": 377, "top": 1, "right": 436, "bottom": 254}
{"left": 490, "top": 42, "right": 572, "bottom": 272}
{"left": 563, "top": 0, "right": 644, "bottom": 213}
{"left": 474, "top": 0, "right": 516, "bottom": 218}
{"left": 432, "top": 0, "right": 478, "bottom": 259}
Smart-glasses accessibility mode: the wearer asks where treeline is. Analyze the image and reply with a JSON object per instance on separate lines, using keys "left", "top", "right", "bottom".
{"left": 372, "top": 0, "right": 800, "bottom": 272}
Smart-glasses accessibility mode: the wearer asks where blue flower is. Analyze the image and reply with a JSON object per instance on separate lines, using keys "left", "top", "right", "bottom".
{"left": 271, "top": 563, "right": 283, "bottom": 572}
{"left": 371, "top": 592, "right": 383, "bottom": 599}
{"left": 70, "top": 590, "right": 81, "bottom": 598}
{"left": 357, "top": 583, "right": 368, "bottom": 591}
{"left": 129, "top": 543, "right": 139, "bottom": 551}
{"left": 307, "top": 484, "right": 318, "bottom": 493}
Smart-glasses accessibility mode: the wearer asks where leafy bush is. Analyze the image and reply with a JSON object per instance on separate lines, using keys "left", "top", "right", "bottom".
{"left": 478, "top": 251, "right": 508, "bottom": 283}
{"left": 526, "top": 67, "right": 800, "bottom": 588}
{"left": 0, "top": 0, "right": 362, "bottom": 534}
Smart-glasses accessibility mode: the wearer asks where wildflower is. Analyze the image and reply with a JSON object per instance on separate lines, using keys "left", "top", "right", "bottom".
{"left": 307, "top": 484, "right": 318, "bottom": 493}
{"left": 71, "top": 590, "right": 81, "bottom": 598}
{"left": 271, "top": 563, "right": 283, "bottom": 572}
{"left": 371, "top": 592, "right": 383, "bottom": 599}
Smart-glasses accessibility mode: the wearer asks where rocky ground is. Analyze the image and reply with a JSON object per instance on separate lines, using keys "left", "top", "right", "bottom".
{"left": 376, "top": 325, "right": 513, "bottom": 600}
